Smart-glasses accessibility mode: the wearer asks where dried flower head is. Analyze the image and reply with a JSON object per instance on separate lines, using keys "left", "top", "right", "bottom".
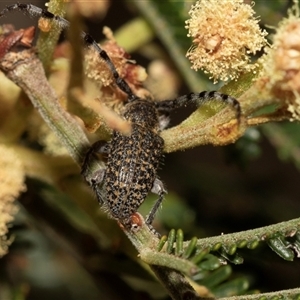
{"left": 85, "top": 26, "right": 149, "bottom": 110}
{"left": 185, "top": 0, "right": 268, "bottom": 82}
{"left": 0, "top": 145, "right": 25, "bottom": 257}
{"left": 259, "top": 2, "right": 300, "bottom": 120}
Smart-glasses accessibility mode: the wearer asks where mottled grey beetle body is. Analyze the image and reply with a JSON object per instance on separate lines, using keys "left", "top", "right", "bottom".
{"left": 96, "top": 100, "right": 166, "bottom": 225}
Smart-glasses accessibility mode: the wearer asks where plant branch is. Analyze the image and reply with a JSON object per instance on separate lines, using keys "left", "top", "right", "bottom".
{"left": 123, "top": 213, "right": 213, "bottom": 300}
{"left": 219, "top": 287, "right": 300, "bottom": 300}
{"left": 192, "top": 217, "right": 300, "bottom": 252}
{"left": 0, "top": 48, "right": 89, "bottom": 164}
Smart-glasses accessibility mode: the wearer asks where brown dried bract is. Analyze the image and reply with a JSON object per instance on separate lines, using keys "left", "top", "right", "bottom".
{"left": 0, "top": 25, "right": 35, "bottom": 60}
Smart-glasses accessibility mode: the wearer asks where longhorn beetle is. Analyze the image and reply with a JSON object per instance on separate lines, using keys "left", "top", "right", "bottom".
{"left": 0, "top": 4, "right": 241, "bottom": 231}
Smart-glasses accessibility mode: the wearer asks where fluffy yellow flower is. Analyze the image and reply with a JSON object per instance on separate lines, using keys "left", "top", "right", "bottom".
{"left": 259, "top": 2, "right": 300, "bottom": 120}
{"left": 185, "top": 0, "right": 268, "bottom": 82}
{"left": 0, "top": 145, "right": 25, "bottom": 257}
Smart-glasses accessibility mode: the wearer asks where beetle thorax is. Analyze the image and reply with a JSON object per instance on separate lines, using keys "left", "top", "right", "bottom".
{"left": 123, "top": 99, "right": 159, "bottom": 130}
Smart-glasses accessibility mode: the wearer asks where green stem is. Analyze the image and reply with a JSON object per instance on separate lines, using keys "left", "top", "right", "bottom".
{"left": 36, "top": 0, "right": 67, "bottom": 73}
{"left": 139, "top": 218, "right": 300, "bottom": 280}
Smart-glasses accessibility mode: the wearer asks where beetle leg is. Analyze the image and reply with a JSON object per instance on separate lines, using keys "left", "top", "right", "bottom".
{"left": 81, "top": 140, "right": 109, "bottom": 205}
{"left": 145, "top": 178, "right": 167, "bottom": 225}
